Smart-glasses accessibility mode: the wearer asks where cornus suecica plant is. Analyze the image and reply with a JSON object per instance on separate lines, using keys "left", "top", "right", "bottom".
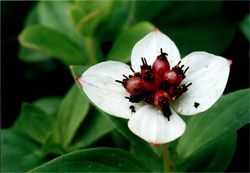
{"left": 77, "top": 28, "right": 231, "bottom": 145}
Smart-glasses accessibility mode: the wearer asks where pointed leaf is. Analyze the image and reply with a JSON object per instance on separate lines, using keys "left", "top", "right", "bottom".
{"left": 20, "top": 103, "right": 54, "bottom": 144}
{"left": 18, "top": 25, "right": 90, "bottom": 66}
{"left": 57, "top": 84, "right": 90, "bottom": 149}
{"left": 13, "top": 97, "right": 61, "bottom": 131}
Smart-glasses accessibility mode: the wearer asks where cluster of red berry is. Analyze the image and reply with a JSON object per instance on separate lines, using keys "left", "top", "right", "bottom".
{"left": 116, "top": 49, "right": 191, "bottom": 120}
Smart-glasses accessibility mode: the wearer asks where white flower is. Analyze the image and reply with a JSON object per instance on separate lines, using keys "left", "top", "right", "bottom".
{"left": 77, "top": 29, "right": 231, "bottom": 145}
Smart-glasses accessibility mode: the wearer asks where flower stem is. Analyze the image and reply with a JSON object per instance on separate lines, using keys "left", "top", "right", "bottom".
{"left": 162, "top": 143, "right": 171, "bottom": 173}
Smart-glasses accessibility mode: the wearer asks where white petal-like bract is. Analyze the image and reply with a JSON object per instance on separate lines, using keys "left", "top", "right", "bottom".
{"left": 78, "top": 61, "right": 135, "bottom": 119}
{"left": 131, "top": 29, "right": 181, "bottom": 72}
{"left": 128, "top": 105, "right": 186, "bottom": 144}
{"left": 172, "top": 52, "right": 231, "bottom": 115}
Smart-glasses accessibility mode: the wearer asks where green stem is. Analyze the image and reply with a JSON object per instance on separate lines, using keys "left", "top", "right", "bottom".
{"left": 162, "top": 143, "right": 171, "bottom": 173}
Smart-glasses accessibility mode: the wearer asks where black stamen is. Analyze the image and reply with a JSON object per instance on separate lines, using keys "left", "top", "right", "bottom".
{"left": 123, "top": 75, "right": 128, "bottom": 79}
{"left": 160, "top": 48, "right": 168, "bottom": 56}
{"left": 130, "top": 66, "right": 135, "bottom": 73}
{"left": 177, "top": 60, "right": 181, "bottom": 65}
{"left": 186, "top": 83, "right": 192, "bottom": 88}
{"left": 141, "top": 57, "right": 144, "bottom": 65}
{"left": 180, "top": 65, "right": 184, "bottom": 69}
{"left": 184, "top": 67, "right": 189, "bottom": 74}
{"left": 115, "top": 80, "right": 123, "bottom": 84}
{"left": 144, "top": 58, "right": 148, "bottom": 65}
{"left": 141, "top": 57, "right": 146, "bottom": 66}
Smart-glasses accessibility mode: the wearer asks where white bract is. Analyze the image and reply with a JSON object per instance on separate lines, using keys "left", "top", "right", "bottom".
{"left": 77, "top": 29, "right": 231, "bottom": 145}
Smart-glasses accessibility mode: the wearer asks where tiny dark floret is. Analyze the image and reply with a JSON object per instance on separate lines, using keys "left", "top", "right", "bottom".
{"left": 194, "top": 102, "right": 200, "bottom": 108}
{"left": 129, "top": 105, "right": 136, "bottom": 113}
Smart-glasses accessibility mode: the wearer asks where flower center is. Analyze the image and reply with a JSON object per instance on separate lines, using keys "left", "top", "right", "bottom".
{"left": 115, "top": 48, "right": 192, "bottom": 120}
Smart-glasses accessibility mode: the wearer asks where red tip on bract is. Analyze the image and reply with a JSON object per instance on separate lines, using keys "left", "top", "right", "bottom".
{"left": 153, "top": 28, "right": 160, "bottom": 32}
{"left": 76, "top": 76, "right": 83, "bottom": 87}
{"left": 150, "top": 142, "right": 160, "bottom": 147}
{"left": 227, "top": 59, "right": 233, "bottom": 67}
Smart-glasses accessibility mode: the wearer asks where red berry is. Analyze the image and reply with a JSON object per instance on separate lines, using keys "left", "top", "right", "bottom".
{"left": 143, "top": 74, "right": 162, "bottom": 91}
{"left": 163, "top": 70, "right": 182, "bottom": 85}
{"left": 152, "top": 58, "right": 170, "bottom": 76}
{"left": 124, "top": 77, "right": 144, "bottom": 95}
{"left": 154, "top": 90, "right": 171, "bottom": 110}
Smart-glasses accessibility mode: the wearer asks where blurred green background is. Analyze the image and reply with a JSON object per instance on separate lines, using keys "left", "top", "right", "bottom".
{"left": 1, "top": 1, "right": 249, "bottom": 172}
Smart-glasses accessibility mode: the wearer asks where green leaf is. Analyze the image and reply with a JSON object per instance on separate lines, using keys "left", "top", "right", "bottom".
{"left": 37, "top": 1, "right": 73, "bottom": 34}
{"left": 23, "top": 2, "right": 40, "bottom": 27}
{"left": 68, "top": 1, "right": 112, "bottom": 36}
{"left": 70, "top": 65, "right": 163, "bottom": 172}
{"left": 174, "top": 132, "right": 237, "bottom": 172}
{"left": 18, "top": 25, "right": 90, "bottom": 66}
{"left": 70, "top": 65, "right": 88, "bottom": 79}
{"left": 155, "top": 1, "right": 235, "bottom": 56}
{"left": 57, "top": 84, "right": 90, "bottom": 149}
{"left": 163, "top": 19, "right": 236, "bottom": 57}
{"left": 37, "top": 1, "right": 91, "bottom": 58}
{"left": 42, "top": 133, "right": 64, "bottom": 155}
{"left": 133, "top": 1, "right": 172, "bottom": 21}
{"left": 240, "top": 14, "right": 250, "bottom": 41}
{"left": 156, "top": 1, "right": 222, "bottom": 25}
{"left": 20, "top": 103, "right": 54, "bottom": 144}
{"left": 30, "top": 148, "right": 151, "bottom": 172}
{"left": 33, "top": 97, "right": 62, "bottom": 118}
{"left": 177, "top": 88, "right": 250, "bottom": 159}
{"left": 18, "top": 2, "right": 51, "bottom": 62}
{"left": 1, "top": 129, "right": 45, "bottom": 172}
{"left": 69, "top": 106, "right": 115, "bottom": 150}
{"left": 13, "top": 97, "right": 61, "bottom": 131}
{"left": 96, "top": 1, "right": 132, "bottom": 41}
{"left": 107, "top": 22, "right": 155, "bottom": 63}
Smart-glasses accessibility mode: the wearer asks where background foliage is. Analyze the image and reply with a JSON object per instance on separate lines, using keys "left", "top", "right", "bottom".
{"left": 2, "top": 1, "right": 249, "bottom": 172}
